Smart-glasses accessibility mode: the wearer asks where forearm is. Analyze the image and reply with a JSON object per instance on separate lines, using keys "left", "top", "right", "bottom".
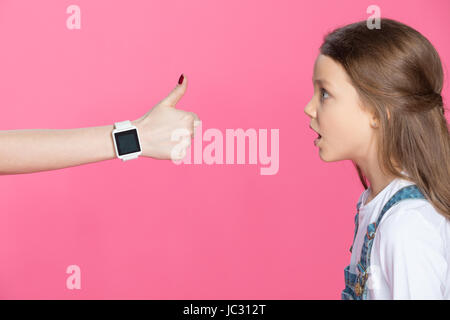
{"left": 0, "top": 121, "right": 133, "bottom": 175}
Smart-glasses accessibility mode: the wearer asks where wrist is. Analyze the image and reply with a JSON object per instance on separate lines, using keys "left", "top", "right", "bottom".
{"left": 111, "top": 119, "right": 143, "bottom": 161}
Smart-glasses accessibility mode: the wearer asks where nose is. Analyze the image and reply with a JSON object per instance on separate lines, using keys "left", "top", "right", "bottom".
{"left": 304, "top": 99, "right": 316, "bottom": 118}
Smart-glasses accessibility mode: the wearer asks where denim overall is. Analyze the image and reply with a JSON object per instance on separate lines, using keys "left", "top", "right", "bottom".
{"left": 341, "top": 185, "right": 426, "bottom": 300}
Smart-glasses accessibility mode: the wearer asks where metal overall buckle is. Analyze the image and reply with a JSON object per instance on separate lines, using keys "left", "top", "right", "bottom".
{"left": 355, "top": 272, "right": 368, "bottom": 297}
{"left": 366, "top": 222, "right": 377, "bottom": 240}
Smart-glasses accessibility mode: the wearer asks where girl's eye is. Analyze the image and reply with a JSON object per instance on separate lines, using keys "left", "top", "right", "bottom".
{"left": 320, "top": 88, "right": 329, "bottom": 102}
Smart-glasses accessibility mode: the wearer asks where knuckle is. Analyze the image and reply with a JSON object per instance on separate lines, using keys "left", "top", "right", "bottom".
{"left": 185, "top": 111, "right": 197, "bottom": 122}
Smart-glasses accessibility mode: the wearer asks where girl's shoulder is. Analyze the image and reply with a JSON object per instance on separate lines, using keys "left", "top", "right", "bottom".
{"left": 377, "top": 196, "right": 449, "bottom": 248}
{"left": 371, "top": 194, "right": 450, "bottom": 300}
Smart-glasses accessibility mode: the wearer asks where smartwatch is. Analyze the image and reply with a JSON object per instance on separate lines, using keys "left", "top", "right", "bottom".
{"left": 111, "top": 120, "right": 142, "bottom": 161}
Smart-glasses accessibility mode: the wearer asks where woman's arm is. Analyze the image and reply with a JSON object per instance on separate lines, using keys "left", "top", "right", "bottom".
{"left": 0, "top": 74, "right": 199, "bottom": 175}
{"left": 0, "top": 122, "right": 133, "bottom": 175}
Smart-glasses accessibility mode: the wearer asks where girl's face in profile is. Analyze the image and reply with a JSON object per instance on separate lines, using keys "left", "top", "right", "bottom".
{"left": 304, "top": 54, "right": 377, "bottom": 163}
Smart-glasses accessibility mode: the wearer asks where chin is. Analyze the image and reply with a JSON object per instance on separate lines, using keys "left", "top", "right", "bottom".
{"left": 318, "top": 149, "right": 341, "bottom": 162}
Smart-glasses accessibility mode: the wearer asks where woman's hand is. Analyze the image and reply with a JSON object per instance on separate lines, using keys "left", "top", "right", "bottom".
{"left": 133, "top": 74, "right": 200, "bottom": 160}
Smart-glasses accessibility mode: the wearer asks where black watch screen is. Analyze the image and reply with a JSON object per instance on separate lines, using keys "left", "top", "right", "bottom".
{"left": 114, "top": 129, "right": 141, "bottom": 156}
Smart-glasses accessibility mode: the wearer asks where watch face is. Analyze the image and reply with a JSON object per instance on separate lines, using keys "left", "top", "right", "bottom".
{"left": 114, "top": 129, "right": 141, "bottom": 156}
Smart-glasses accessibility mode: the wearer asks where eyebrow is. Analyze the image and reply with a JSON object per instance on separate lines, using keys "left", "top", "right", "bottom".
{"left": 312, "top": 78, "right": 333, "bottom": 87}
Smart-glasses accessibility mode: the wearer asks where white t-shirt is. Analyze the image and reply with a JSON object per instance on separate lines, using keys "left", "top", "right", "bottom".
{"left": 349, "top": 177, "right": 450, "bottom": 299}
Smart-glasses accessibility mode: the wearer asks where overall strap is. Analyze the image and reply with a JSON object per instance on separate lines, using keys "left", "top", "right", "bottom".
{"left": 355, "top": 184, "right": 426, "bottom": 297}
{"left": 349, "top": 199, "right": 363, "bottom": 253}
{"left": 362, "top": 184, "right": 426, "bottom": 269}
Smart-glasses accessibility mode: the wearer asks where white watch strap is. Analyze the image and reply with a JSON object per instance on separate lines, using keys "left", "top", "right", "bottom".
{"left": 114, "top": 120, "right": 132, "bottom": 129}
{"left": 121, "top": 154, "right": 139, "bottom": 161}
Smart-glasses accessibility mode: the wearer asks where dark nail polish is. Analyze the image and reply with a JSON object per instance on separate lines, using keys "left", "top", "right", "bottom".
{"left": 178, "top": 74, "right": 184, "bottom": 85}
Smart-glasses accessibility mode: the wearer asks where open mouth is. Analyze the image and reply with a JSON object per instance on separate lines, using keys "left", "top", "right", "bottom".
{"left": 309, "top": 125, "right": 322, "bottom": 145}
{"left": 314, "top": 132, "right": 322, "bottom": 146}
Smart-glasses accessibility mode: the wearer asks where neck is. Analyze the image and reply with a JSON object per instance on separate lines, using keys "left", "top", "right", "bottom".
{"left": 354, "top": 146, "right": 397, "bottom": 204}
{"left": 361, "top": 164, "right": 394, "bottom": 203}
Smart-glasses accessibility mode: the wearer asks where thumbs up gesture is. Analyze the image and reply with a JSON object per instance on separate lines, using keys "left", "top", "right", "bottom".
{"left": 133, "top": 74, "right": 200, "bottom": 160}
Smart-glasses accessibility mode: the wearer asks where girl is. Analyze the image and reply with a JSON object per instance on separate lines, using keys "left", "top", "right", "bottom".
{"left": 304, "top": 18, "right": 450, "bottom": 299}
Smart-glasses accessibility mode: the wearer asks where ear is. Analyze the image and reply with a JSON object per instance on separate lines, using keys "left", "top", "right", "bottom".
{"left": 370, "top": 113, "right": 379, "bottom": 128}
{"left": 370, "top": 108, "right": 390, "bottom": 128}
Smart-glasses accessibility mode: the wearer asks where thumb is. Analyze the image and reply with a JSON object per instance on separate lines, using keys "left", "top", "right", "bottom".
{"left": 160, "top": 73, "right": 188, "bottom": 107}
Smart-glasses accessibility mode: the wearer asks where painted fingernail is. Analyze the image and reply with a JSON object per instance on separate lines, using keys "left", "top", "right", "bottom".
{"left": 178, "top": 74, "right": 184, "bottom": 85}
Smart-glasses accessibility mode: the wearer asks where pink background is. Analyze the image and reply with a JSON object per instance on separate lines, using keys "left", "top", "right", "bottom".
{"left": 0, "top": 0, "right": 449, "bottom": 299}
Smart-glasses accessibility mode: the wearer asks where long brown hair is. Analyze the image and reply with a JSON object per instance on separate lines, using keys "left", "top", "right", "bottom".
{"left": 320, "top": 18, "right": 450, "bottom": 218}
